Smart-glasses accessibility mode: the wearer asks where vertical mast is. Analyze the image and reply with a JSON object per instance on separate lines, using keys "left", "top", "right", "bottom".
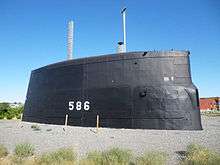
{"left": 67, "top": 20, "right": 74, "bottom": 60}
{"left": 121, "top": 8, "right": 126, "bottom": 52}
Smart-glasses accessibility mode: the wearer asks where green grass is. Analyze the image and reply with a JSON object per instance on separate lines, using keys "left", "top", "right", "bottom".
{"left": 136, "top": 151, "right": 167, "bottom": 165}
{"left": 37, "top": 148, "right": 76, "bottom": 165}
{"left": 80, "top": 148, "right": 133, "bottom": 165}
{"left": 181, "top": 144, "right": 220, "bottom": 165}
{"left": 102, "top": 148, "right": 133, "bottom": 165}
{"left": 14, "top": 143, "right": 35, "bottom": 158}
{"left": 0, "top": 144, "right": 8, "bottom": 158}
{"left": 81, "top": 148, "right": 167, "bottom": 165}
{"left": 80, "top": 151, "right": 103, "bottom": 165}
{"left": 5, "top": 144, "right": 220, "bottom": 165}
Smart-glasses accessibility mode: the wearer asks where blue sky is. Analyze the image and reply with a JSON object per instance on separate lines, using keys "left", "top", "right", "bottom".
{"left": 0, "top": 0, "right": 219, "bottom": 102}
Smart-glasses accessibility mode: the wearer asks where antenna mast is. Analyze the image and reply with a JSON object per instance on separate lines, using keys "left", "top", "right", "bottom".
{"left": 67, "top": 20, "right": 74, "bottom": 60}
{"left": 121, "top": 7, "right": 127, "bottom": 52}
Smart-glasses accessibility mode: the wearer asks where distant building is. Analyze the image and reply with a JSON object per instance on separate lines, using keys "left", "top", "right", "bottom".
{"left": 200, "top": 97, "right": 220, "bottom": 111}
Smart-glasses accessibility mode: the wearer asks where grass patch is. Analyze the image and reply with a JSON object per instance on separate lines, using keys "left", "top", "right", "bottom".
{"left": 102, "top": 148, "right": 133, "bottom": 165}
{"left": 136, "top": 151, "right": 167, "bottom": 165}
{"left": 31, "top": 124, "right": 41, "bottom": 131}
{"left": 80, "top": 151, "right": 103, "bottom": 165}
{"left": 80, "top": 148, "right": 133, "bottom": 165}
{"left": 0, "top": 144, "right": 8, "bottom": 158}
{"left": 181, "top": 144, "right": 220, "bottom": 165}
{"left": 37, "top": 148, "right": 76, "bottom": 165}
{"left": 14, "top": 143, "right": 35, "bottom": 158}
{"left": 6, "top": 144, "right": 220, "bottom": 165}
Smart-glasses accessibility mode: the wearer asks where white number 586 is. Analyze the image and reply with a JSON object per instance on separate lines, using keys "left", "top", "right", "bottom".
{"left": 68, "top": 101, "right": 90, "bottom": 111}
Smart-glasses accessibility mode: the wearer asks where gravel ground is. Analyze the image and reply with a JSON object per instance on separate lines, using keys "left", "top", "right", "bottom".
{"left": 0, "top": 116, "right": 219, "bottom": 164}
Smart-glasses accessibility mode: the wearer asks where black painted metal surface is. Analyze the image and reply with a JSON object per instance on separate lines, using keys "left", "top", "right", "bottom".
{"left": 23, "top": 51, "right": 202, "bottom": 130}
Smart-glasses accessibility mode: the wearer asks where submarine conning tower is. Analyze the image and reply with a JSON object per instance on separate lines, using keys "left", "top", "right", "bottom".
{"left": 23, "top": 50, "right": 202, "bottom": 130}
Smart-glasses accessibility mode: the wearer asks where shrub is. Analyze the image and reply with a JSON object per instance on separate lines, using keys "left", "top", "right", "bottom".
{"left": 181, "top": 144, "right": 220, "bottom": 165}
{"left": 0, "top": 103, "right": 24, "bottom": 120}
{"left": 16, "top": 113, "right": 21, "bottom": 119}
{"left": 80, "top": 148, "right": 133, "bottom": 165}
{"left": 37, "top": 148, "right": 76, "bottom": 164}
{"left": 0, "top": 144, "right": 8, "bottom": 158}
{"left": 136, "top": 151, "right": 167, "bottom": 165}
{"left": 0, "top": 103, "right": 10, "bottom": 112}
{"left": 102, "top": 148, "right": 133, "bottom": 165}
{"left": 14, "top": 143, "right": 34, "bottom": 158}
{"left": 6, "top": 111, "right": 14, "bottom": 119}
{"left": 0, "top": 113, "right": 4, "bottom": 119}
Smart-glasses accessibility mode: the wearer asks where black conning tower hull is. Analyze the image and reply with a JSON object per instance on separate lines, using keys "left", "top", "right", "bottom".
{"left": 23, "top": 51, "right": 202, "bottom": 130}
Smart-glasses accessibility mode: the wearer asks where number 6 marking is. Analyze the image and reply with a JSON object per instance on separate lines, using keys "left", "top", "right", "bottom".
{"left": 84, "top": 101, "right": 90, "bottom": 111}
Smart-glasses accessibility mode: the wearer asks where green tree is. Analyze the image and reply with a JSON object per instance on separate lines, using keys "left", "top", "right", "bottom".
{"left": 0, "top": 103, "right": 24, "bottom": 119}
{"left": 0, "top": 102, "right": 10, "bottom": 119}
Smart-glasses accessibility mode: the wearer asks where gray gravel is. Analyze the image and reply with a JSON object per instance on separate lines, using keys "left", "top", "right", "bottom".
{"left": 0, "top": 116, "right": 219, "bottom": 164}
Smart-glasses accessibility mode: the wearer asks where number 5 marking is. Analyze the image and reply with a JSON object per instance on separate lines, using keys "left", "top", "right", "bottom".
{"left": 69, "top": 101, "right": 74, "bottom": 110}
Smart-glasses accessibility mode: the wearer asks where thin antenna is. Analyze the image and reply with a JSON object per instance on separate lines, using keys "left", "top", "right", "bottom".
{"left": 67, "top": 20, "right": 74, "bottom": 60}
{"left": 121, "top": 7, "right": 126, "bottom": 52}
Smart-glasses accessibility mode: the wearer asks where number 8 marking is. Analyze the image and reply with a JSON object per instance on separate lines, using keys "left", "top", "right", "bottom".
{"left": 76, "top": 101, "right": 82, "bottom": 110}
